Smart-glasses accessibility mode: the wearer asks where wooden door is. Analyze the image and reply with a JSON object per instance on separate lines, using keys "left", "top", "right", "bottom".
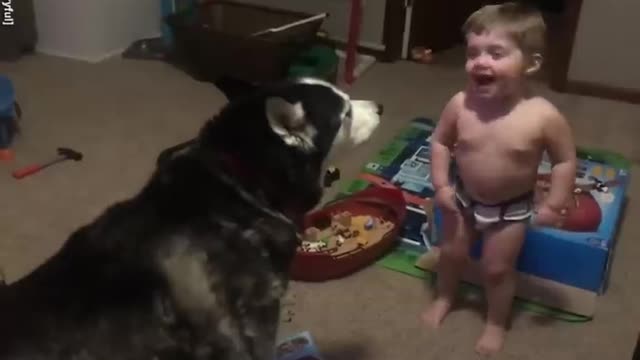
{"left": 407, "top": 0, "right": 496, "bottom": 53}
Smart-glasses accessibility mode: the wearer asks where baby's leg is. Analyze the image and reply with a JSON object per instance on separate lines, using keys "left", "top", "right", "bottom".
{"left": 475, "top": 221, "right": 527, "bottom": 356}
{"left": 422, "top": 208, "right": 477, "bottom": 328}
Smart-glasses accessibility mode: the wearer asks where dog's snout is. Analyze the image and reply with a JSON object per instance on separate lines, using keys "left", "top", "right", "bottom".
{"left": 376, "top": 103, "right": 384, "bottom": 115}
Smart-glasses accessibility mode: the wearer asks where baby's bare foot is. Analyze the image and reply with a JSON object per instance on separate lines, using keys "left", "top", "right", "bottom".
{"left": 421, "top": 298, "right": 452, "bottom": 329}
{"left": 474, "top": 324, "right": 506, "bottom": 356}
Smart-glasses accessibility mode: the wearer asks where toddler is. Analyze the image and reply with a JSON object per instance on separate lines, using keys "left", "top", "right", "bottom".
{"left": 422, "top": 3, "right": 577, "bottom": 355}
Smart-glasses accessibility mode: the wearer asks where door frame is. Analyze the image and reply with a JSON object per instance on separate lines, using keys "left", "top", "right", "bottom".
{"left": 381, "top": 0, "right": 406, "bottom": 61}
{"left": 547, "top": 0, "right": 583, "bottom": 92}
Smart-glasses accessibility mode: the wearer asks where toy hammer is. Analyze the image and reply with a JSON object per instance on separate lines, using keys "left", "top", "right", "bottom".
{"left": 12, "top": 147, "right": 83, "bottom": 179}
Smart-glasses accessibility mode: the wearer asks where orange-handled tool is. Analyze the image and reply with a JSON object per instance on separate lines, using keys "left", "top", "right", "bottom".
{"left": 12, "top": 147, "right": 83, "bottom": 179}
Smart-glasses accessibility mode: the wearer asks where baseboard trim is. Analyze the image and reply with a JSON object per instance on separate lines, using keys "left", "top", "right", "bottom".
{"left": 36, "top": 46, "right": 127, "bottom": 63}
{"left": 565, "top": 80, "right": 640, "bottom": 104}
{"left": 36, "top": 32, "right": 163, "bottom": 64}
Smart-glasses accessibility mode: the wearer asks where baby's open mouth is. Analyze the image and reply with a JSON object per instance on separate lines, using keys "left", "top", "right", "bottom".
{"left": 473, "top": 74, "right": 496, "bottom": 86}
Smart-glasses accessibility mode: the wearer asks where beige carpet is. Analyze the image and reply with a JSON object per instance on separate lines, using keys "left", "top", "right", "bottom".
{"left": 1, "top": 53, "right": 639, "bottom": 360}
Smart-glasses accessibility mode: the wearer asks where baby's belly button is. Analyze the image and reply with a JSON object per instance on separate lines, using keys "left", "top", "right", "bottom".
{"left": 461, "top": 172, "right": 534, "bottom": 199}
{"left": 458, "top": 155, "right": 524, "bottom": 175}
{"left": 462, "top": 184, "right": 518, "bottom": 205}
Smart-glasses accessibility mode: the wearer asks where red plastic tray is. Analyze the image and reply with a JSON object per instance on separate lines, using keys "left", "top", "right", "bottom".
{"left": 290, "top": 186, "right": 407, "bottom": 282}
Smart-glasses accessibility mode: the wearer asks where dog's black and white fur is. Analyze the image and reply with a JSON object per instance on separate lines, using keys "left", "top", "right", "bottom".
{"left": 0, "top": 78, "right": 381, "bottom": 360}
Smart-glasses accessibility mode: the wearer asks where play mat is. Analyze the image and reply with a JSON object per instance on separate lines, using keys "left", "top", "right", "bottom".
{"left": 334, "top": 117, "right": 631, "bottom": 322}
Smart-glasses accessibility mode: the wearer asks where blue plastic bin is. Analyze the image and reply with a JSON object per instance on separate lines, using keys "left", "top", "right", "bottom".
{"left": 161, "top": 0, "right": 197, "bottom": 46}
{"left": 0, "top": 75, "right": 18, "bottom": 149}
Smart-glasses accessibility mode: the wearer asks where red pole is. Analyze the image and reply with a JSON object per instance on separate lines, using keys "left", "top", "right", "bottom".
{"left": 345, "top": 0, "right": 362, "bottom": 85}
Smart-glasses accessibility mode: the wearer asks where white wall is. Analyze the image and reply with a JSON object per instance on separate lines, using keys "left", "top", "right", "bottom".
{"left": 33, "top": 0, "right": 161, "bottom": 62}
{"left": 231, "top": 0, "right": 387, "bottom": 50}
{"left": 568, "top": 0, "right": 640, "bottom": 90}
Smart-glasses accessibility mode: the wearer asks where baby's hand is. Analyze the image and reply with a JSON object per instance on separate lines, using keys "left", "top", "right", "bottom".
{"left": 434, "top": 185, "right": 458, "bottom": 213}
{"left": 532, "top": 203, "right": 567, "bottom": 228}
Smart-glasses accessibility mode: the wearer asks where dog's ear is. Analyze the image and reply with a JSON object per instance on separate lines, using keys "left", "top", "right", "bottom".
{"left": 266, "top": 97, "right": 315, "bottom": 150}
{"left": 214, "top": 76, "right": 259, "bottom": 101}
{"left": 266, "top": 97, "right": 305, "bottom": 129}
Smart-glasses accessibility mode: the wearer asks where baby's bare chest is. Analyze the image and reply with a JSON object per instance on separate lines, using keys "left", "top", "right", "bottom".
{"left": 455, "top": 111, "right": 544, "bottom": 156}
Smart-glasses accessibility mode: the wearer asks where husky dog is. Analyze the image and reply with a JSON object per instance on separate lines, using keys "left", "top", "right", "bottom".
{"left": 0, "top": 78, "right": 382, "bottom": 360}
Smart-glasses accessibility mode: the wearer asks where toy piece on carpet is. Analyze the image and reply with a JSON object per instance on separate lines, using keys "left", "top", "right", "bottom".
{"left": 276, "top": 331, "right": 324, "bottom": 360}
{"left": 411, "top": 46, "right": 434, "bottom": 63}
{"left": 280, "top": 292, "right": 296, "bottom": 323}
{"left": 282, "top": 309, "right": 295, "bottom": 323}
{"left": 12, "top": 147, "right": 83, "bottom": 179}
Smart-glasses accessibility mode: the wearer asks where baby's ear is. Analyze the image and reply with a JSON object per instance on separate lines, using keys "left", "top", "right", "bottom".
{"left": 526, "top": 53, "right": 544, "bottom": 75}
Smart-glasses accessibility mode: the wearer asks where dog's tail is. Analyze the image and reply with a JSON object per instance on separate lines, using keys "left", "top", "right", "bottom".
{"left": 156, "top": 138, "right": 198, "bottom": 167}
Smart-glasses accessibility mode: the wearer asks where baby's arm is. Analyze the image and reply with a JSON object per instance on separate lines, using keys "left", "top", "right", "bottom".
{"left": 430, "top": 93, "right": 462, "bottom": 191}
{"left": 541, "top": 109, "right": 577, "bottom": 210}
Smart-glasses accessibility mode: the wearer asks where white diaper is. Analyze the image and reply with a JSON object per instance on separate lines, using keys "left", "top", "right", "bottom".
{"left": 455, "top": 180, "right": 534, "bottom": 230}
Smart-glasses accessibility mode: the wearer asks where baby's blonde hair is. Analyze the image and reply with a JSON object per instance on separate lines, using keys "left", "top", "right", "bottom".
{"left": 462, "top": 2, "right": 546, "bottom": 56}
